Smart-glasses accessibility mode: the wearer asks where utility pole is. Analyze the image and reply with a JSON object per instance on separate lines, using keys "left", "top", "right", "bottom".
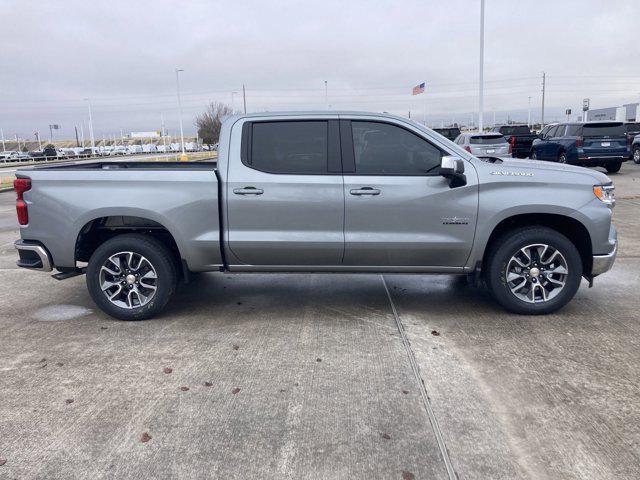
{"left": 75, "top": 126, "right": 80, "bottom": 147}
{"left": 80, "top": 125, "right": 85, "bottom": 148}
{"left": 528, "top": 96, "right": 532, "bottom": 127}
{"left": 175, "top": 68, "right": 186, "bottom": 158}
{"left": 324, "top": 80, "right": 328, "bottom": 110}
{"left": 541, "top": 72, "right": 546, "bottom": 127}
{"left": 161, "top": 114, "right": 167, "bottom": 148}
{"left": 35, "top": 131, "right": 42, "bottom": 150}
{"left": 231, "top": 91, "right": 238, "bottom": 112}
{"left": 242, "top": 84, "right": 247, "bottom": 114}
{"left": 85, "top": 98, "right": 96, "bottom": 149}
{"left": 478, "top": 0, "right": 485, "bottom": 131}
{"left": 1, "top": 128, "right": 5, "bottom": 152}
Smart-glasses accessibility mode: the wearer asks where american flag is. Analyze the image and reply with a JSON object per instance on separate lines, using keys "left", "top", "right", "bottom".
{"left": 412, "top": 82, "right": 425, "bottom": 95}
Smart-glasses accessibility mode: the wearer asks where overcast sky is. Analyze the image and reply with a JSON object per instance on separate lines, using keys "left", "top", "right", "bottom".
{"left": 1, "top": 0, "right": 639, "bottom": 141}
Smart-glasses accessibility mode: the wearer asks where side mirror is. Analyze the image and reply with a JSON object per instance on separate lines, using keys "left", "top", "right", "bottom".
{"left": 439, "top": 155, "right": 467, "bottom": 188}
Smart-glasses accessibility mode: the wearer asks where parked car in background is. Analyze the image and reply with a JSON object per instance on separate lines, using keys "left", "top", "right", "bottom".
{"left": 1, "top": 151, "right": 31, "bottom": 162}
{"left": 42, "top": 145, "right": 59, "bottom": 158}
{"left": 112, "top": 146, "right": 127, "bottom": 155}
{"left": 454, "top": 132, "right": 510, "bottom": 157}
{"left": 531, "top": 121, "right": 629, "bottom": 173}
{"left": 156, "top": 145, "right": 169, "bottom": 153}
{"left": 126, "top": 145, "right": 143, "bottom": 155}
{"left": 631, "top": 134, "right": 640, "bottom": 164}
{"left": 142, "top": 144, "right": 158, "bottom": 153}
{"left": 433, "top": 127, "right": 462, "bottom": 141}
{"left": 623, "top": 122, "right": 640, "bottom": 157}
{"left": 489, "top": 125, "right": 537, "bottom": 158}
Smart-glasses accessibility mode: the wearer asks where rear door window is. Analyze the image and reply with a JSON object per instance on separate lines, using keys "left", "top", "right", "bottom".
{"left": 469, "top": 135, "right": 507, "bottom": 145}
{"left": 351, "top": 121, "right": 444, "bottom": 175}
{"left": 546, "top": 126, "right": 559, "bottom": 138}
{"left": 248, "top": 121, "right": 328, "bottom": 174}
{"left": 582, "top": 123, "right": 625, "bottom": 137}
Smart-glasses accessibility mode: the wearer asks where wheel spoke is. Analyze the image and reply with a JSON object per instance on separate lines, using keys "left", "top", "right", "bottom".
{"left": 507, "top": 271, "right": 524, "bottom": 282}
{"left": 510, "top": 277, "right": 527, "bottom": 292}
{"left": 101, "top": 279, "right": 120, "bottom": 291}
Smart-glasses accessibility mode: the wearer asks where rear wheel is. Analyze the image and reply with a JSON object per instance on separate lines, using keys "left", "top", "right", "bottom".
{"left": 86, "top": 234, "right": 177, "bottom": 320}
{"left": 530, "top": 150, "right": 538, "bottom": 160}
{"left": 558, "top": 151, "right": 568, "bottom": 164}
{"left": 605, "top": 161, "right": 622, "bottom": 173}
{"left": 485, "top": 227, "right": 582, "bottom": 315}
{"left": 632, "top": 146, "right": 640, "bottom": 164}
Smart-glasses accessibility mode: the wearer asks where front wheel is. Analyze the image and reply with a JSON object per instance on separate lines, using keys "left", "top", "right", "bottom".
{"left": 632, "top": 146, "right": 640, "bottom": 164}
{"left": 530, "top": 150, "right": 538, "bottom": 160}
{"left": 86, "top": 234, "right": 177, "bottom": 320}
{"left": 605, "top": 161, "right": 622, "bottom": 173}
{"left": 485, "top": 227, "right": 582, "bottom": 315}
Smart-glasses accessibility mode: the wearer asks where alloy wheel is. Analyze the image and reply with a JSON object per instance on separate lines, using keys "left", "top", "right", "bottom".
{"left": 505, "top": 243, "right": 568, "bottom": 304}
{"left": 99, "top": 251, "right": 158, "bottom": 309}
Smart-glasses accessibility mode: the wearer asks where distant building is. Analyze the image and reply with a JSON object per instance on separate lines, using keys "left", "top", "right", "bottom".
{"left": 587, "top": 103, "right": 638, "bottom": 122}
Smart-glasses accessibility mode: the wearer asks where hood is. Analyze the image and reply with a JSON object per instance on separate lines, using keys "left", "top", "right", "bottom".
{"left": 478, "top": 157, "right": 612, "bottom": 185}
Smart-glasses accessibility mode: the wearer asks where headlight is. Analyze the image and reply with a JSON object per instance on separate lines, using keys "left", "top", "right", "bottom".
{"left": 593, "top": 184, "right": 615, "bottom": 206}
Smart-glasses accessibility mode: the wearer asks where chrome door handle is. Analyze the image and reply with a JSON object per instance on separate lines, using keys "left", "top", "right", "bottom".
{"left": 233, "top": 187, "right": 264, "bottom": 195}
{"left": 350, "top": 187, "right": 381, "bottom": 196}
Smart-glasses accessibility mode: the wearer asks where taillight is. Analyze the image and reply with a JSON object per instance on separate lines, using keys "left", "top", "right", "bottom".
{"left": 575, "top": 136, "right": 583, "bottom": 148}
{"left": 509, "top": 136, "right": 516, "bottom": 145}
{"left": 464, "top": 146, "right": 471, "bottom": 153}
{"left": 627, "top": 134, "right": 633, "bottom": 146}
{"left": 14, "top": 178, "right": 31, "bottom": 225}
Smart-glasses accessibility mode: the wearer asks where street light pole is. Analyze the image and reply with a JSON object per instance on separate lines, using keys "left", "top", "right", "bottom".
{"left": 1, "top": 128, "right": 6, "bottom": 152}
{"left": 478, "top": 0, "right": 485, "bottom": 131}
{"left": 324, "top": 80, "right": 328, "bottom": 110}
{"left": 175, "top": 68, "right": 186, "bottom": 158}
{"left": 84, "top": 99, "right": 96, "bottom": 149}
{"left": 528, "top": 96, "right": 532, "bottom": 127}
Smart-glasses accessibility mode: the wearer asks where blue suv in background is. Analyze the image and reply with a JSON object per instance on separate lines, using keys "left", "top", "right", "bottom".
{"left": 531, "top": 121, "right": 629, "bottom": 173}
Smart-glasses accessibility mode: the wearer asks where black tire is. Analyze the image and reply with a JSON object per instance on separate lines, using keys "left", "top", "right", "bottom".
{"left": 633, "top": 146, "right": 640, "bottom": 165}
{"left": 530, "top": 150, "right": 537, "bottom": 160}
{"left": 485, "top": 226, "right": 582, "bottom": 315}
{"left": 557, "top": 151, "right": 568, "bottom": 164}
{"left": 605, "top": 161, "right": 622, "bottom": 173}
{"left": 86, "top": 234, "right": 177, "bottom": 321}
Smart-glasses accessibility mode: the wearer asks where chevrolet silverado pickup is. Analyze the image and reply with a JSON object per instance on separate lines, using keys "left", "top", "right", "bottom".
{"left": 14, "top": 112, "right": 617, "bottom": 320}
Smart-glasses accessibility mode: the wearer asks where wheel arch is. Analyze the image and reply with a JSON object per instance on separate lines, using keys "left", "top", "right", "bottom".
{"left": 75, "top": 215, "right": 183, "bottom": 270}
{"left": 481, "top": 213, "right": 592, "bottom": 274}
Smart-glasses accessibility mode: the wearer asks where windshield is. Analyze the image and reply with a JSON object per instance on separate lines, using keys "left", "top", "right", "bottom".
{"left": 501, "top": 126, "right": 531, "bottom": 135}
{"left": 583, "top": 123, "right": 624, "bottom": 137}
{"left": 470, "top": 135, "right": 507, "bottom": 145}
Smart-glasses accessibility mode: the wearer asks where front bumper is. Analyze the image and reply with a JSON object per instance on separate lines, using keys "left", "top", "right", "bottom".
{"left": 14, "top": 240, "right": 53, "bottom": 272}
{"left": 591, "top": 241, "right": 617, "bottom": 276}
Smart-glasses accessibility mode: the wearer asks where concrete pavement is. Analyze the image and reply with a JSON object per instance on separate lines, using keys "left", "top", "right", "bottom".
{"left": 0, "top": 163, "right": 639, "bottom": 479}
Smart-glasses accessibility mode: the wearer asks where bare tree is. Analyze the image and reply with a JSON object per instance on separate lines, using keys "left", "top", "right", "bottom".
{"left": 195, "top": 102, "right": 233, "bottom": 145}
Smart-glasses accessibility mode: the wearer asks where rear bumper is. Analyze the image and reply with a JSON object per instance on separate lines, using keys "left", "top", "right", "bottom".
{"left": 14, "top": 240, "right": 53, "bottom": 272}
{"left": 578, "top": 156, "right": 627, "bottom": 165}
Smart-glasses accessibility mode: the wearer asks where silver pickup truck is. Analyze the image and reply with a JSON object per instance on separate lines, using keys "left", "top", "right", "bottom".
{"left": 14, "top": 112, "right": 617, "bottom": 320}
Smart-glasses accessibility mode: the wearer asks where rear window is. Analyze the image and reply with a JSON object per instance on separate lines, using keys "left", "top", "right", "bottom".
{"left": 624, "top": 123, "right": 640, "bottom": 133}
{"left": 500, "top": 126, "right": 531, "bottom": 135}
{"left": 583, "top": 123, "right": 624, "bottom": 137}
{"left": 470, "top": 135, "right": 506, "bottom": 145}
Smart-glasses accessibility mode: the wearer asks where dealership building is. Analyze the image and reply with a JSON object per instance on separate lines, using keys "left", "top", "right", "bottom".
{"left": 586, "top": 102, "right": 639, "bottom": 122}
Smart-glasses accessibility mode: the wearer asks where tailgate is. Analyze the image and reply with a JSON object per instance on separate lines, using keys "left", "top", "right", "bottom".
{"left": 582, "top": 135, "right": 627, "bottom": 157}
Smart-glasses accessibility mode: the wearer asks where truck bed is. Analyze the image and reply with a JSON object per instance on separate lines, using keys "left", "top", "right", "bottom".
{"left": 17, "top": 161, "right": 223, "bottom": 272}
